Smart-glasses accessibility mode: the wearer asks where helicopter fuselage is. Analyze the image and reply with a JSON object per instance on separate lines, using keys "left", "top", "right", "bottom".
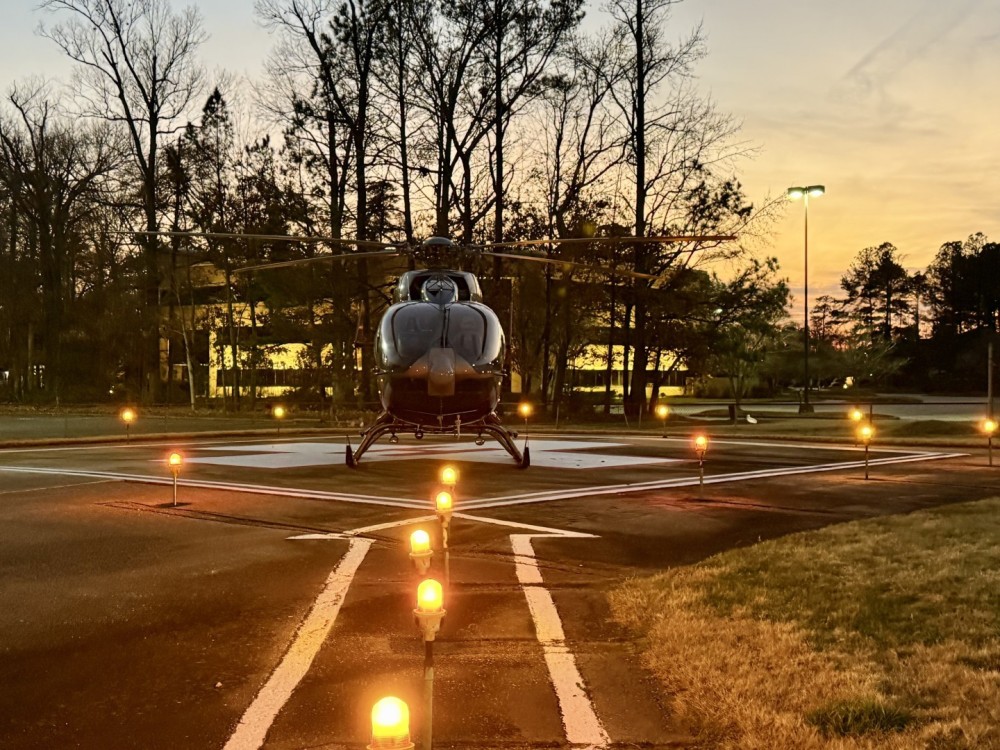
{"left": 373, "top": 268, "right": 505, "bottom": 429}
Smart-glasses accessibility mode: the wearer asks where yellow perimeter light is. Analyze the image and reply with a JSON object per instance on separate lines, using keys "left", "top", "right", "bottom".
{"left": 982, "top": 418, "right": 998, "bottom": 435}
{"left": 435, "top": 491, "right": 453, "bottom": 512}
{"left": 849, "top": 408, "right": 864, "bottom": 422}
{"left": 167, "top": 451, "right": 183, "bottom": 468}
{"left": 693, "top": 435, "right": 708, "bottom": 451}
{"left": 518, "top": 402, "right": 533, "bottom": 418}
{"left": 120, "top": 407, "right": 136, "bottom": 424}
{"left": 410, "top": 529, "right": 431, "bottom": 555}
{"left": 416, "top": 579, "right": 444, "bottom": 613}
{"left": 369, "top": 697, "right": 413, "bottom": 749}
{"left": 859, "top": 424, "right": 874, "bottom": 443}
{"left": 273, "top": 405, "right": 286, "bottom": 419}
{"left": 655, "top": 404, "right": 669, "bottom": 419}
{"left": 440, "top": 466, "right": 458, "bottom": 485}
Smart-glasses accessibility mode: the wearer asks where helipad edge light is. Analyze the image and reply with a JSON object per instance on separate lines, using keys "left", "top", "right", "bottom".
{"left": 368, "top": 697, "right": 414, "bottom": 750}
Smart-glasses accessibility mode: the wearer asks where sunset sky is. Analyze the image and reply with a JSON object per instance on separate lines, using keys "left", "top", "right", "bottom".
{"left": 2, "top": 0, "right": 997, "bottom": 313}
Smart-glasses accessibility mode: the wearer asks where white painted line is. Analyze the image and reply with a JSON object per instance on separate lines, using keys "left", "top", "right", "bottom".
{"left": 512, "top": 533, "right": 609, "bottom": 747}
{"left": 455, "top": 512, "right": 597, "bottom": 538}
{"left": 0, "top": 465, "right": 426, "bottom": 509}
{"left": 346, "top": 514, "right": 438, "bottom": 536}
{"left": 462, "top": 452, "right": 967, "bottom": 510}
{"left": 223, "top": 537, "right": 373, "bottom": 750}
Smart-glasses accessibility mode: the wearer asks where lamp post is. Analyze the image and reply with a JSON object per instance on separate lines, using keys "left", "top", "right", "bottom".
{"left": 656, "top": 403, "right": 669, "bottom": 438}
{"left": 982, "top": 418, "right": 997, "bottom": 467}
{"left": 787, "top": 185, "right": 825, "bottom": 413}
{"left": 414, "top": 579, "right": 445, "bottom": 750}
{"left": 120, "top": 407, "right": 136, "bottom": 442}
{"left": 409, "top": 529, "right": 433, "bottom": 576}
{"left": 693, "top": 435, "right": 708, "bottom": 497}
{"left": 518, "top": 402, "right": 532, "bottom": 432}
{"left": 435, "top": 490, "right": 453, "bottom": 584}
{"left": 858, "top": 424, "right": 874, "bottom": 480}
{"left": 272, "top": 404, "right": 286, "bottom": 436}
{"left": 368, "top": 696, "right": 415, "bottom": 750}
{"left": 167, "top": 451, "right": 183, "bottom": 506}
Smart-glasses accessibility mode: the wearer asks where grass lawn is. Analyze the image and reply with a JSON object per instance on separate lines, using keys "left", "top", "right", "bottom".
{"left": 610, "top": 498, "right": 1000, "bottom": 749}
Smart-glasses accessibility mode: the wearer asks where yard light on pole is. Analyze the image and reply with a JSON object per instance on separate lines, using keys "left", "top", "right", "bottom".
{"left": 409, "top": 529, "right": 433, "bottom": 576}
{"left": 120, "top": 407, "right": 136, "bottom": 442}
{"left": 272, "top": 404, "right": 286, "bottom": 435}
{"left": 693, "top": 435, "right": 708, "bottom": 498}
{"left": 167, "top": 451, "right": 183, "bottom": 506}
{"left": 787, "top": 184, "right": 825, "bottom": 414}
{"left": 439, "top": 465, "right": 458, "bottom": 489}
{"left": 367, "top": 696, "right": 414, "bottom": 750}
{"left": 849, "top": 407, "right": 863, "bottom": 423}
{"left": 414, "top": 579, "right": 446, "bottom": 750}
{"left": 518, "top": 402, "right": 532, "bottom": 432}
{"left": 656, "top": 403, "right": 669, "bottom": 438}
{"left": 981, "top": 418, "right": 997, "bottom": 466}
{"left": 435, "top": 490, "right": 453, "bottom": 584}
{"left": 858, "top": 424, "right": 874, "bottom": 479}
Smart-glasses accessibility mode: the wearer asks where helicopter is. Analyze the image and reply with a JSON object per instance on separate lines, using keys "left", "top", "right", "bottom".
{"left": 143, "top": 230, "right": 734, "bottom": 467}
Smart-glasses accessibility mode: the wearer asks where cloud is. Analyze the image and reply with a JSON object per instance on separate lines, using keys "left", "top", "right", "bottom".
{"left": 833, "top": 0, "right": 984, "bottom": 110}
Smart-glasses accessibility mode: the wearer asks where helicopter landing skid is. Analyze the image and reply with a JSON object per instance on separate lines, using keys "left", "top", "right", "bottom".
{"left": 346, "top": 412, "right": 529, "bottom": 468}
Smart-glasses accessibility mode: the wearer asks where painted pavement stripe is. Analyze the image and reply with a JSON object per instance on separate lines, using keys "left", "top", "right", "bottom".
{"left": 223, "top": 537, "right": 372, "bottom": 750}
{"left": 462, "top": 452, "right": 967, "bottom": 510}
{"left": 0, "top": 465, "right": 425, "bottom": 509}
{"left": 512, "top": 534, "right": 609, "bottom": 747}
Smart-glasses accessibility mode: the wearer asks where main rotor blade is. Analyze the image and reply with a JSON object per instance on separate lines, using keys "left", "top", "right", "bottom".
{"left": 473, "top": 235, "right": 737, "bottom": 250}
{"left": 482, "top": 251, "right": 656, "bottom": 280}
{"left": 233, "top": 250, "right": 401, "bottom": 273}
{"left": 124, "top": 229, "right": 397, "bottom": 250}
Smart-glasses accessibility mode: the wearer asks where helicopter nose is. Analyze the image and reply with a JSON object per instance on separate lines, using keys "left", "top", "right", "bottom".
{"left": 427, "top": 347, "right": 456, "bottom": 396}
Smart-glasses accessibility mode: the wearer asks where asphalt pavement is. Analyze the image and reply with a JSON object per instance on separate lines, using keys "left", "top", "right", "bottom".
{"left": 0, "top": 433, "right": 994, "bottom": 749}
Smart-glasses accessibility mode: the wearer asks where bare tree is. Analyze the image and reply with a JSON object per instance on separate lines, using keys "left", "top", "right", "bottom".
{"left": 39, "top": 0, "right": 206, "bottom": 401}
{"left": 0, "top": 82, "right": 120, "bottom": 400}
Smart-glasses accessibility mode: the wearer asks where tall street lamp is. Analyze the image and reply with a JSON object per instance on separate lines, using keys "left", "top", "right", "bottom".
{"left": 787, "top": 185, "right": 825, "bottom": 413}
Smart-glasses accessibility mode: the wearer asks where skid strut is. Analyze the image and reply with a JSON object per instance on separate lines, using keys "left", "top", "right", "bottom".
{"left": 346, "top": 412, "right": 529, "bottom": 468}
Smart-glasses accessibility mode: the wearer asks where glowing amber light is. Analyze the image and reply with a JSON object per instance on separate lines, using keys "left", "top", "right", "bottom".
{"left": 694, "top": 435, "right": 708, "bottom": 451}
{"left": 982, "top": 419, "right": 998, "bottom": 435}
{"left": 273, "top": 405, "right": 286, "bottom": 419}
{"left": 859, "top": 424, "right": 874, "bottom": 442}
{"left": 416, "top": 579, "right": 444, "bottom": 613}
{"left": 370, "top": 696, "right": 411, "bottom": 748}
{"left": 120, "top": 407, "right": 135, "bottom": 424}
{"left": 440, "top": 466, "right": 458, "bottom": 485}
{"left": 518, "top": 402, "right": 532, "bottom": 418}
{"left": 656, "top": 404, "right": 669, "bottom": 419}
{"left": 410, "top": 529, "right": 431, "bottom": 555}
{"left": 849, "top": 408, "right": 864, "bottom": 422}
{"left": 435, "top": 490, "right": 453, "bottom": 512}
{"left": 167, "top": 452, "right": 183, "bottom": 468}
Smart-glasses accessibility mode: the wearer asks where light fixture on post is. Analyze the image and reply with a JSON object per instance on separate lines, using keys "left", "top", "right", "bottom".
{"left": 858, "top": 424, "right": 874, "bottom": 479}
{"left": 272, "top": 404, "right": 286, "bottom": 435}
{"left": 981, "top": 418, "right": 997, "bottom": 467}
{"left": 439, "top": 465, "right": 458, "bottom": 490}
{"left": 367, "top": 696, "right": 414, "bottom": 750}
{"left": 656, "top": 403, "right": 669, "bottom": 438}
{"left": 414, "top": 579, "right": 446, "bottom": 750}
{"left": 518, "top": 402, "right": 532, "bottom": 432}
{"left": 409, "top": 529, "right": 433, "bottom": 576}
{"left": 435, "top": 490, "right": 453, "bottom": 584}
{"left": 166, "top": 451, "right": 183, "bottom": 506}
{"left": 693, "top": 435, "right": 708, "bottom": 497}
{"left": 787, "top": 184, "right": 825, "bottom": 414}
{"left": 120, "top": 407, "right": 136, "bottom": 442}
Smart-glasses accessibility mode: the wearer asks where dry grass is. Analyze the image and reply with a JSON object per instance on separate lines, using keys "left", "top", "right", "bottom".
{"left": 610, "top": 498, "right": 1000, "bottom": 749}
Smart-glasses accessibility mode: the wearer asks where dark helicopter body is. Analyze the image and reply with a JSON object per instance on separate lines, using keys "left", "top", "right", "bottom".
{"left": 376, "top": 270, "right": 505, "bottom": 427}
